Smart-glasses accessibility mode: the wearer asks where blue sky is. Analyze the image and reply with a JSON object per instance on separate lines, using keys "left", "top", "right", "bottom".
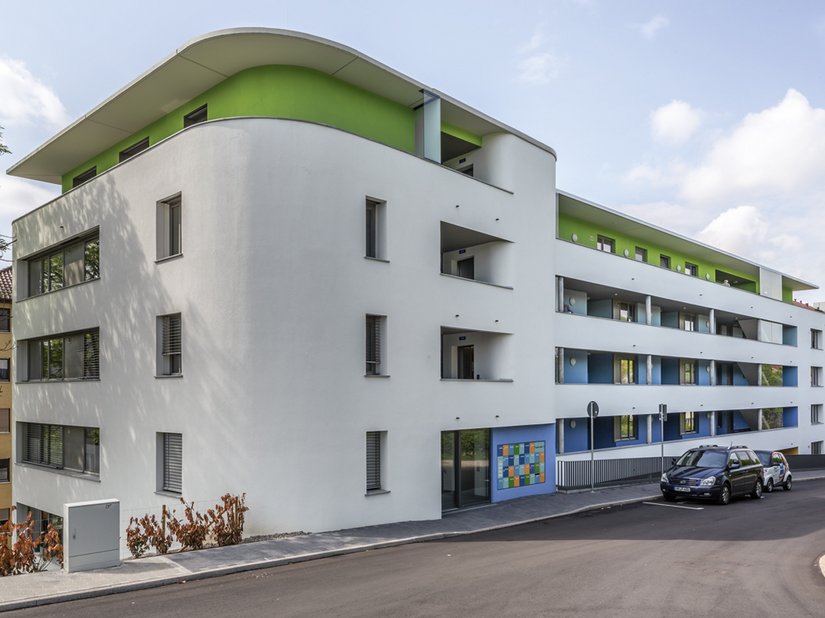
{"left": 3, "top": 0, "right": 825, "bottom": 298}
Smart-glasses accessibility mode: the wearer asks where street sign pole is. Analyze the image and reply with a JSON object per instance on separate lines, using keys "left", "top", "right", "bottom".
{"left": 659, "top": 403, "right": 668, "bottom": 474}
{"left": 587, "top": 401, "right": 599, "bottom": 492}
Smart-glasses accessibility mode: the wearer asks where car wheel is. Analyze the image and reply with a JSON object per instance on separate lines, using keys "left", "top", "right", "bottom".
{"left": 765, "top": 478, "right": 774, "bottom": 493}
{"left": 751, "top": 479, "right": 763, "bottom": 499}
{"left": 717, "top": 483, "right": 731, "bottom": 505}
{"left": 664, "top": 493, "right": 676, "bottom": 502}
{"left": 783, "top": 476, "right": 792, "bottom": 491}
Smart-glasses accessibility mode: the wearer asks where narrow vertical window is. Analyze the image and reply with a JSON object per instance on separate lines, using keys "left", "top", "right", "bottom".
{"left": 660, "top": 255, "right": 671, "bottom": 269}
{"left": 157, "top": 195, "right": 182, "bottom": 260}
{"left": 366, "top": 431, "right": 384, "bottom": 493}
{"left": 812, "top": 404, "right": 823, "bottom": 425}
{"left": 0, "top": 409, "right": 8, "bottom": 433}
{"left": 681, "top": 412, "right": 697, "bottom": 434}
{"left": 365, "top": 315, "right": 385, "bottom": 376}
{"left": 365, "top": 198, "right": 386, "bottom": 260}
{"left": 0, "top": 359, "right": 9, "bottom": 382}
{"left": 684, "top": 262, "right": 698, "bottom": 277}
{"left": 0, "top": 309, "right": 10, "bottom": 332}
{"left": 161, "top": 432, "right": 183, "bottom": 493}
{"left": 635, "top": 247, "right": 647, "bottom": 262}
{"left": 159, "top": 314, "right": 182, "bottom": 376}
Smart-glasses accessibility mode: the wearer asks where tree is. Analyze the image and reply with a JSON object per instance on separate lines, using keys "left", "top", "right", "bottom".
{"left": 0, "top": 127, "right": 9, "bottom": 156}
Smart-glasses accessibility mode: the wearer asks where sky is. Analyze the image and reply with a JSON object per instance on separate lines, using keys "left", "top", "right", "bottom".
{"left": 2, "top": 0, "right": 825, "bottom": 299}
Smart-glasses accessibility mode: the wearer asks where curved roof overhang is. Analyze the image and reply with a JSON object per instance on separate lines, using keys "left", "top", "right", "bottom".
{"left": 557, "top": 190, "right": 817, "bottom": 293}
{"left": 7, "top": 28, "right": 557, "bottom": 184}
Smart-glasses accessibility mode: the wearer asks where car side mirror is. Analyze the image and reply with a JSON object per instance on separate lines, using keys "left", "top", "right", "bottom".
{"left": 729, "top": 461, "right": 740, "bottom": 469}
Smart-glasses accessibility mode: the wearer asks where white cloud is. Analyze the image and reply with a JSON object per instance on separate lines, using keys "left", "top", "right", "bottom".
{"left": 681, "top": 89, "right": 825, "bottom": 203}
{"left": 516, "top": 27, "right": 563, "bottom": 85}
{"left": 651, "top": 100, "right": 703, "bottom": 145}
{"left": 617, "top": 201, "right": 698, "bottom": 233}
{"left": 0, "top": 175, "right": 58, "bottom": 231}
{"left": 638, "top": 15, "right": 669, "bottom": 39}
{"left": 0, "top": 57, "right": 70, "bottom": 128}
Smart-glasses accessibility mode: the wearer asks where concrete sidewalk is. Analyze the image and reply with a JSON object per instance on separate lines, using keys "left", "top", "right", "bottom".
{"left": 3, "top": 472, "right": 824, "bottom": 612}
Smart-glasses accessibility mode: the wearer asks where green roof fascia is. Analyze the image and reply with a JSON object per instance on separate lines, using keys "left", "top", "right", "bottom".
{"left": 62, "top": 65, "right": 417, "bottom": 192}
{"left": 558, "top": 211, "right": 759, "bottom": 294}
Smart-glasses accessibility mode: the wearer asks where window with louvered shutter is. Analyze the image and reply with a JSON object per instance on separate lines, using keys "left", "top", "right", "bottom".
{"left": 162, "top": 433, "right": 183, "bottom": 493}
{"left": 0, "top": 409, "right": 8, "bottom": 433}
{"left": 0, "top": 459, "right": 8, "bottom": 483}
{"left": 365, "top": 315, "right": 383, "bottom": 375}
{"left": 84, "top": 332, "right": 100, "bottom": 379}
{"left": 161, "top": 314, "right": 182, "bottom": 375}
{"left": 366, "top": 431, "right": 382, "bottom": 492}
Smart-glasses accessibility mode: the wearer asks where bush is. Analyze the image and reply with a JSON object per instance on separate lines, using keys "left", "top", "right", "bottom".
{"left": 126, "top": 494, "right": 248, "bottom": 558}
{"left": 0, "top": 509, "right": 64, "bottom": 576}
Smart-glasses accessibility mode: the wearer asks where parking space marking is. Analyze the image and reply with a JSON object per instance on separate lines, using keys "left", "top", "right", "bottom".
{"left": 643, "top": 501, "right": 704, "bottom": 510}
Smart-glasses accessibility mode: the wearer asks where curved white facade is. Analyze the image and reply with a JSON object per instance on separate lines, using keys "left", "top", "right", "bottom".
{"left": 13, "top": 118, "right": 557, "bottom": 539}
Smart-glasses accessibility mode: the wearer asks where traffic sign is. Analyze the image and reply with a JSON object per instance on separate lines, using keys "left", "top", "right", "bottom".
{"left": 587, "top": 401, "right": 599, "bottom": 418}
{"left": 658, "top": 403, "right": 668, "bottom": 421}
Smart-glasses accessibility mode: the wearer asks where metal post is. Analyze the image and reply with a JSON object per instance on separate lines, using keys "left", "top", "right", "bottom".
{"left": 660, "top": 413, "right": 665, "bottom": 474}
{"left": 590, "top": 414, "right": 595, "bottom": 492}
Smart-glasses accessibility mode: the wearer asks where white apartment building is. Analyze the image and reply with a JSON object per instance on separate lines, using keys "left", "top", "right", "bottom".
{"left": 6, "top": 29, "right": 825, "bottom": 547}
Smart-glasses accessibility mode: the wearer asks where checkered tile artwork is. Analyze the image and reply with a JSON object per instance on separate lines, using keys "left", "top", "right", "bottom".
{"left": 496, "top": 441, "right": 546, "bottom": 490}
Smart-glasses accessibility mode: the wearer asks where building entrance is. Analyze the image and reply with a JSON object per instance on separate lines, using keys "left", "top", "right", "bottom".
{"left": 441, "top": 429, "right": 490, "bottom": 510}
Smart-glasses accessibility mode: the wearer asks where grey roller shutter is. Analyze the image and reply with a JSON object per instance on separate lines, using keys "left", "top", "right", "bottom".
{"left": 365, "top": 316, "right": 380, "bottom": 375}
{"left": 163, "top": 433, "right": 183, "bottom": 493}
{"left": 162, "top": 315, "right": 181, "bottom": 357}
{"left": 366, "top": 432, "right": 381, "bottom": 491}
{"left": 84, "top": 331, "right": 100, "bottom": 379}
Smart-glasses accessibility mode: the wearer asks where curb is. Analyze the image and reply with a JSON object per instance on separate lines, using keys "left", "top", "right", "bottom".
{"left": 4, "top": 477, "right": 824, "bottom": 611}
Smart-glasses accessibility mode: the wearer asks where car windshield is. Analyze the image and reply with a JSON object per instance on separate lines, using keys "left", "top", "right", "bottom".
{"left": 675, "top": 450, "right": 727, "bottom": 468}
{"left": 756, "top": 452, "right": 772, "bottom": 467}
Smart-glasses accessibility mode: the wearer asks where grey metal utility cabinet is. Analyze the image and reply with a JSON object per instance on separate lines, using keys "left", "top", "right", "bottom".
{"left": 63, "top": 499, "right": 121, "bottom": 572}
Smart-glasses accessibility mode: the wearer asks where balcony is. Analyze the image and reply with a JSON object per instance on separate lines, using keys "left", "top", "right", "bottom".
{"left": 440, "top": 222, "right": 512, "bottom": 289}
{"left": 441, "top": 326, "right": 512, "bottom": 381}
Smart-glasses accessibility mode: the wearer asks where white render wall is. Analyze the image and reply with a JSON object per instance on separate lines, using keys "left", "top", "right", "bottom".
{"left": 12, "top": 118, "right": 557, "bottom": 544}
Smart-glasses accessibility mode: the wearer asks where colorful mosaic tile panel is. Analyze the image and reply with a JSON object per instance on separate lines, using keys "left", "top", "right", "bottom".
{"left": 496, "top": 441, "right": 546, "bottom": 490}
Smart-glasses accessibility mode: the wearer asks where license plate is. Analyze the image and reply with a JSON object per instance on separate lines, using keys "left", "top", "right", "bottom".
{"left": 674, "top": 486, "right": 690, "bottom": 493}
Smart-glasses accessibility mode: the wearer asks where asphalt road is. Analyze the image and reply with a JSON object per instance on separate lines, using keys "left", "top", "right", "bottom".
{"left": 11, "top": 480, "right": 825, "bottom": 617}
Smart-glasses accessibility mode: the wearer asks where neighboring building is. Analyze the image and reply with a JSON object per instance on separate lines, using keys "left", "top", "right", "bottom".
{"left": 5, "top": 29, "right": 825, "bottom": 550}
{"left": 0, "top": 267, "right": 10, "bottom": 524}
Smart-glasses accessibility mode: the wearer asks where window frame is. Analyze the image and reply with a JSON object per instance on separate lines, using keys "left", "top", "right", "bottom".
{"left": 634, "top": 246, "right": 647, "bottom": 262}
{"left": 0, "top": 308, "right": 10, "bottom": 332}
{"left": 660, "top": 255, "right": 671, "bottom": 269}
{"left": 596, "top": 235, "right": 615, "bottom": 254}
{"left": 25, "top": 232, "right": 100, "bottom": 298}
{"left": 365, "top": 314, "right": 387, "bottom": 377}
{"left": 681, "top": 359, "right": 697, "bottom": 385}
{"left": 158, "top": 314, "right": 182, "bottom": 377}
{"left": 614, "top": 415, "right": 637, "bottom": 441}
{"left": 24, "top": 329, "right": 99, "bottom": 382}
{"left": 183, "top": 104, "right": 207, "bottom": 128}
{"left": 684, "top": 262, "right": 698, "bottom": 277}
{"left": 812, "top": 366, "right": 823, "bottom": 387}
{"left": 0, "top": 409, "right": 8, "bottom": 433}
{"left": 681, "top": 411, "right": 697, "bottom": 434}
{"left": 812, "top": 329, "right": 822, "bottom": 350}
{"left": 72, "top": 167, "right": 96, "bottom": 188}
{"left": 366, "top": 431, "right": 387, "bottom": 494}
{"left": 159, "top": 432, "right": 183, "bottom": 494}
{"left": 19, "top": 422, "right": 99, "bottom": 476}
{"left": 118, "top": 137, "right": 149, "bottom": 162}
{"left": 157, "top": 194, "right": 182, "bottom": 261}
{"left": 615, "top": 356, "right": 636, "bottom": 385}
{"left": 0, "top": 458, "right": 8, "bottom": 483}
{"left": 812, "top": 404, "right": 823, "bottom": 425}
{"left": 364, "top": 198, "right": 387, "bottom": 260}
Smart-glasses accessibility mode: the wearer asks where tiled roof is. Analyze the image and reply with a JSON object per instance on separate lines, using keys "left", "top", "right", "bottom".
{"left": 0, "top": 267, "right": 11, "bottom": 302}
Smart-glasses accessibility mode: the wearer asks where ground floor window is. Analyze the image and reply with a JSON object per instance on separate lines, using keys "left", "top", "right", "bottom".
{"left": 441, "top": 429, "right": 489, "bottom": 510}
{"left": 813, "top": 441, "right": 823, "bottom": 455}
{"left": 681, "top": 412, "right": 697, "bottom": 434}
{"left": 614, "top": 415, "right": 637, "bottom": 441}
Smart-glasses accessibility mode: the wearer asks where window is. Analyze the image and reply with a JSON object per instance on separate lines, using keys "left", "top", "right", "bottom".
{"left": 812, "top": 366, "right": 823, "bottom": 387}
{"left": 366, "top": 431, "right": 385, "bottom": 493}
{"left": 617, "top": 302, "right": 635, "bottom": 323}
{"left": 0, "top": 359, "right": 8, "bottom": 382}
{"left": 681, "top": 412, "right": 697, "bottom": 434}
{"left": 812, "top": 441, "right": 823, "bottom": 455}
{"left": 681, "top": 313, "right": 696, "bottom": 332}
{"left": 157, "top": 195, "right": 182, "bottom": 260}
{"left": 160, "top": 432, "right": 183, "bottom": 493}
{"left": 813, "top": 329, "right": 822, "bottom": 350}
{"left": 365, "top": 198, "right": 386, "bottom": 260}
{"left": 635, "top": 247, "right": 647, "bottom": 262}
{"left": 365, "top": 315, "right": 386, "bottom": 376}
{"left": 118, "top": 137, "right": 149, "bottom": 162}
{"left": 20, "top": 422, "right": 99, "bottom": 475}
{"left": 660, "top": 255, "right": 671, "bottom": 269}
{"left": 457, "top": 257, "right": 475, "bottom": 279}
{"left": 684, "top": 262, "right": 698, "bottom": 277}
{"left": 0, "top": 459, "right": 8, "bottom": 482}
{"left": 0, "top": 509, "right": 8, "bottom": 524}
{"left": 812, "top": 404, "right": 823, "bottom": 425}
{"left": 183, "top": 104, "right": 207, "bottom": 127}
{"left": 158, "top": 314, "right": 182, "bottom": 376}
{"left": 25, "top": 330, "right": 99, "bottom": 381}
{"left": 0, "top": 409, "right": 9, "bottom": 433}
{"left": 0, "top": 308, "right": 10, "bottom": 332}
{"left": 596, "top": 235, "right": 615, "bottom": 254}
{"left": 681, "top": 360, "right": 696, "bottom": 385}
{"left": 27, "top": 234, "right": 100, "bottom": 297}
{"left": 72, "top": 167, "right": 96, "bottom": 188}
{"left": 614, "top": 415, "right": 636, "bottom": 441}
{"left": 615, "top": 356, "right": 636, "bottom": 384}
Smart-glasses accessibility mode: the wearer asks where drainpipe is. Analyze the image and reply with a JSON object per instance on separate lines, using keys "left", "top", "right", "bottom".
{"left": 557, "top": 276, "right": 565, "bottom": 313}
{"left": 709, "top": 308, "right": 716, "bottom": 335}
{"left": 710, "top": 411, "right": 716, "bottom": 437}
{"left": 646, "top": 354, "right": 653, "bottom": 385}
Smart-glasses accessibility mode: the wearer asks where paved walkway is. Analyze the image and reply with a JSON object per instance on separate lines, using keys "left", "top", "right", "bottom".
{"left": 3, "top": 472, "right": 824, "bottom": 611}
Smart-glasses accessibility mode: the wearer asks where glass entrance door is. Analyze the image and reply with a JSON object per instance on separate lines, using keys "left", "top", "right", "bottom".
{"left": 441, "top": 429, "right": 490, "bottom": 510}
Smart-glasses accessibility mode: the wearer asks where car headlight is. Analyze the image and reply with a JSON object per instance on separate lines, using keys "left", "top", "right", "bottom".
{"left": 700, "top": 476, "right": 716, "bottom": 486}
{"left": 660, "top": 473, "right": 669, "bottom": 483}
